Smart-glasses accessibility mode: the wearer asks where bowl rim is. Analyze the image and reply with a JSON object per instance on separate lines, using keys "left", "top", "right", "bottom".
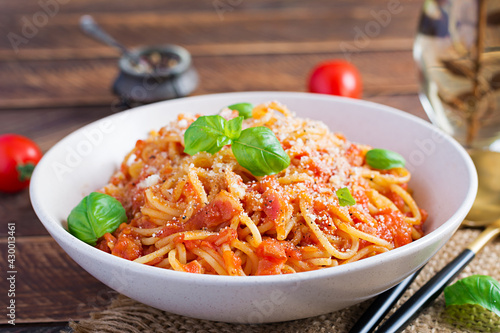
{"left": 30, "top": 91, "right": 478, "bottom": 286}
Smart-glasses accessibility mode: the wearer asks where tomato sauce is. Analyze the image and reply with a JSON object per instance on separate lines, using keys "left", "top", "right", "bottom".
{"left": 374, "top": 208, "right": 412, "bottom": 248}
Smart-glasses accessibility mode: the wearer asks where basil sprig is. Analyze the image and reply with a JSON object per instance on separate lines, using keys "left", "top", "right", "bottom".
{"left": 365, "top": 148, "right": 405, "bottom": 170}
{"left": 227, "top": 102, "right": 253, "bottom": 119}
{"left": 67, "top": 192, "right": 127, "bottom": 246}
{"left": 184, "top": 115, "right": 290, "bottom": 176}
{"left": 444, "top": 275, "right": 500, "bottom": 330}
{"left": 336, "top": 187, "right": 356, "bottom": 206}
{"left": 184, "top": 115, "right": 242, "bottom": 155}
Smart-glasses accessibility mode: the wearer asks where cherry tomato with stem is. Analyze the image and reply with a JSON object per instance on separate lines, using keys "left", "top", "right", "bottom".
{"left": 0, "top": 134, "right": 43, "bottom": 193}
{"left": 308, "top": 60, "right": 363, "bottom": 99}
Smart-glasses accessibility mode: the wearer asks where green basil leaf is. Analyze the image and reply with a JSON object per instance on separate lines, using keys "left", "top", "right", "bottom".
{"left": 216, "top": 135, "right": 232, "bottom": 148}
{"left": 336, "top": 187, "right": 356, "bottom": 206}
{"left": 444, "top": 275, "right": 500, "bottom": 330}
{"left": 68, "top": 192, "right": 127, "bottom": 246}
{"left": 365, "top": 148, "right": 405, "bottom": 170}
{"left": 232, "top": 127, "right": 290, "bottom": 176}
{"left": 225, "top": 116, "right": 243, "bottom": 140}
{"left": 228, "top": 102, "right": 253, "bottom": 119}
{"left": 445, "top": 275, "right": 500, "bottom": 316}
{"left": 184, "top": 115, "right": 234, "bottom": 155}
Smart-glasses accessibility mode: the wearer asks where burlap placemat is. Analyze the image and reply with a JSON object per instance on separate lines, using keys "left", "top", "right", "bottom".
{"left": 70, "top": 229, "right": 500, "bottom": 333}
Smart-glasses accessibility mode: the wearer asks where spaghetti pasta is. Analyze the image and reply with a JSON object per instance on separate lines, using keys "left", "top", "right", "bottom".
{"left": 96, "top": 101, "right": 426, "bottom": 275}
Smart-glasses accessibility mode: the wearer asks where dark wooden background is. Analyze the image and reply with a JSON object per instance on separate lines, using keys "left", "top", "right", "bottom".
{"left": 0, "top": 0, "right": 428, "bottom": 330}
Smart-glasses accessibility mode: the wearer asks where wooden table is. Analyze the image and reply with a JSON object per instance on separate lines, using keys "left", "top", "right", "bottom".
{"left": 0, "top": 0, "right": 427, "bottom": 330}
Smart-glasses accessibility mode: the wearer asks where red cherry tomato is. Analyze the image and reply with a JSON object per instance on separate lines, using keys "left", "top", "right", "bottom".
{"left": 308, "top": 60, "right": 362, "bottom": 99}
{"left": 0, "top": 134, "right": 42, "bottom": 193}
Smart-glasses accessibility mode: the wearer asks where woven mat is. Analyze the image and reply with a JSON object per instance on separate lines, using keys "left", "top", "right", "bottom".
{"left": 70, "top": 229, "right": 500, "bottom": 333}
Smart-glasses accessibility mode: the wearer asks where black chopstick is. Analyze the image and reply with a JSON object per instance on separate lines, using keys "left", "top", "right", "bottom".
{"left": 373, "top": 249, "right": 475, "bottom": 333}
{"left": 348, "top": 267, "right": 423, "bottom": 333}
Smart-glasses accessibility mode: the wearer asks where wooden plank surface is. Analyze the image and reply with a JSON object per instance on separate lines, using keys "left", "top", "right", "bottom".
{"left": 1, "top": 5, "right": 421, "bottom": 51}
{"left": 0, "top": 51, "right": 420, "bottom": 109}
{"left": 0, "top": 236, "right": 115, "bottom": 324}
{"left": 0, "top": 0, "right": 423, "bottom": 109}
{"left": 0, "top": 0, "right": 430, "bottom": 327}
{"left": 0, "top": 0, "right": 418, "bottom": 16}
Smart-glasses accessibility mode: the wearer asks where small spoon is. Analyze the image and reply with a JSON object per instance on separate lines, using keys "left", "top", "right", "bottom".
{"left": 79, "top": 15, "right": 148, "bottom": 71}
{"left": 350, "top": 150, "right": 500, "bottom": 333}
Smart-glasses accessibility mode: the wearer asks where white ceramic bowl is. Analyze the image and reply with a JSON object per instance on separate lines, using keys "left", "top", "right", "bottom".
{"left": 30, "top": 92, "right": 477, "bottom": 323}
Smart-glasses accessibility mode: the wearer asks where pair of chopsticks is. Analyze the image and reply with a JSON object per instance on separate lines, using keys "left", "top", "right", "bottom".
{"left": 349, "top": 221, "right": 500, "bottom": 333}
{"left": 348, "top": 268, "right": 422, "bottom": 333}
{"left": 348, "top": 253, "right": 469, "bottom": 333}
